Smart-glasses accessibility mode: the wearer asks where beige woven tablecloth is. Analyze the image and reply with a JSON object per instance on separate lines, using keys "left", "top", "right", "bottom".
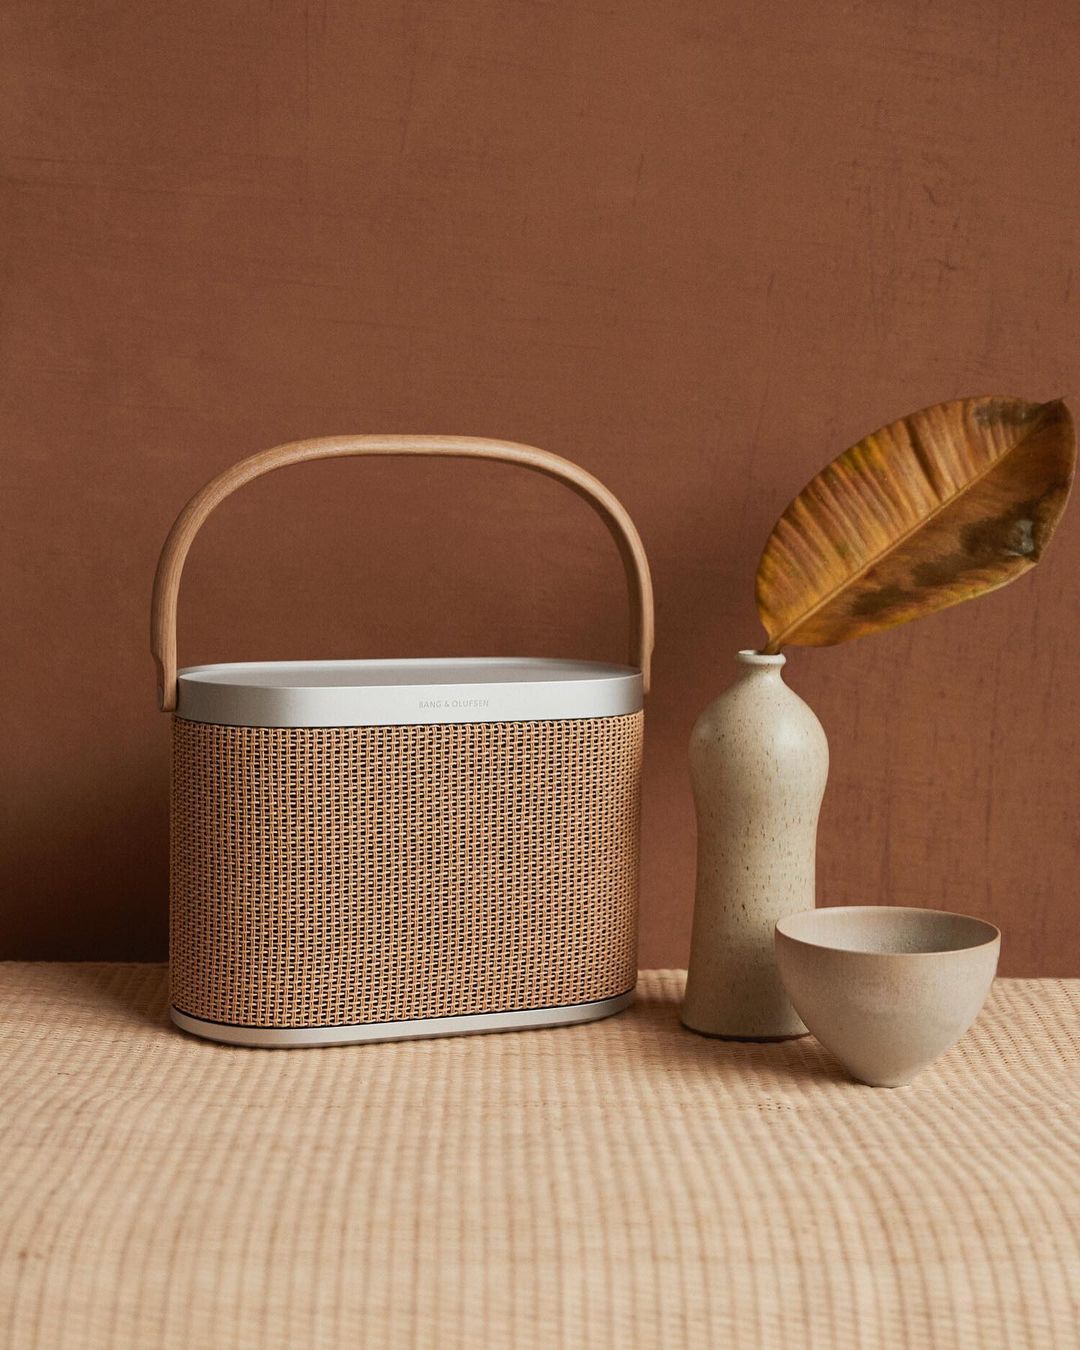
{"left": 1, "top": 965, "right": 1078, "bottom": 1349}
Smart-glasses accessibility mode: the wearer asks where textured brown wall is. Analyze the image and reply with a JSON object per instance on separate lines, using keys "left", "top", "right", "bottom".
{"left": 3, "top": 2, "right": 1078, "bottom": 974}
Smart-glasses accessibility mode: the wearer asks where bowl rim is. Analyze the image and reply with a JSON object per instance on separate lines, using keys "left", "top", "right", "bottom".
{"left": 774, "top": 905, "right": 1001, "bottom": 958}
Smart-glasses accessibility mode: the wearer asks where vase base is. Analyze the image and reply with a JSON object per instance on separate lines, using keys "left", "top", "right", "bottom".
{"left": 680, "top": 1018, "right": 809, "bottom": 1043}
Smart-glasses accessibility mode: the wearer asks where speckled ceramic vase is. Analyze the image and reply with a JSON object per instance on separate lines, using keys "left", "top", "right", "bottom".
{"left": 682, "top": 650, "right": 828, "bottom": 1040}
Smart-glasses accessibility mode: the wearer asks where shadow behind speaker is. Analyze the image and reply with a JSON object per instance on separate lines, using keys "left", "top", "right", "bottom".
{"left": 151, "top": 436, "right": 655, "bottom": 1047}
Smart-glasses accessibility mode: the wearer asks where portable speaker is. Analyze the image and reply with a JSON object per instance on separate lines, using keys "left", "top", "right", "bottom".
{"left": 152, "top": 435, "right": 654, "bottom": 1047}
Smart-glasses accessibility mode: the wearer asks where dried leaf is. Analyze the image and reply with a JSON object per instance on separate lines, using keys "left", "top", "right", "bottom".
{"left": 756, "top": 396, "right": 1076, "bottom": 653}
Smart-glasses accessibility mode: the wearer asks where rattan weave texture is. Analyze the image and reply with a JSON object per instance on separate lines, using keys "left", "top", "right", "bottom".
{"left": 1, "top": 967, "right": 1078, "bottom": 1349}
{"left": 171, "top": 713, "right": 642, "bottom": 1027}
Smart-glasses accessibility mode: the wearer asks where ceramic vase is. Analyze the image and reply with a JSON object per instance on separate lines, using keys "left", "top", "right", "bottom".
{"left": 681, "top": 649, "right": 828, "bottom": 1039}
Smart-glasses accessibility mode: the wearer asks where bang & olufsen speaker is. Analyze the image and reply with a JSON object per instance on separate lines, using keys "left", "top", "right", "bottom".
{"left": 151, "top": 436, "right": 654, "bottom": 1047}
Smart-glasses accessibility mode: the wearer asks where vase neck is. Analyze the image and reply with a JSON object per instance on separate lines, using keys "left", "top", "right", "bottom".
{"left": 736, "top": 648, "right": 785, "bottom": 677}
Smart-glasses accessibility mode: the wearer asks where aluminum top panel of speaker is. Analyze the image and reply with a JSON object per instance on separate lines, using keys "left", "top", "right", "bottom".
{"left": 176, "top": 657, "right": 643, "bottom": 728}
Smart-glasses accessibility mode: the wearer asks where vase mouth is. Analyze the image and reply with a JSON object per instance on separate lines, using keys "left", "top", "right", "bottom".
{"left": 737, "top": 649, "right": 786, "bottom": 667}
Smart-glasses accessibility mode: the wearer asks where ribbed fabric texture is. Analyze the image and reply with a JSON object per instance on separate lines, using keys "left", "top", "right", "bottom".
{"left": 171, "top": 714, "right": 642, "bottom": 1026}
{"left": 1, "top": 965, "right": 1078, "bottom": 1349}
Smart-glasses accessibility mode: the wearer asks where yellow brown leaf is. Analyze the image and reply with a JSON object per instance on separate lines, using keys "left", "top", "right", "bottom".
{"left": 755, "top": 396, "right": 1076, "bottom": 653}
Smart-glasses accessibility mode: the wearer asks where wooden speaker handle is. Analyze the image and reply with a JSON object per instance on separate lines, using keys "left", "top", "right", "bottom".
{"left": 151, "top": 435, "right": 655, "bottom": 711}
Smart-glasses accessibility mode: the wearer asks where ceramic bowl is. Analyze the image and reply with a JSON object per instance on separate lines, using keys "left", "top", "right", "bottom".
{"left": 774, "top": 906, "right": 1000, "bottom": 1087}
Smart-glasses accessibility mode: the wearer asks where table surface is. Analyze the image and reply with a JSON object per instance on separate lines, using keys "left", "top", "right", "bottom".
{"left": 1, "top": 966, "right": 1078, "bottom": 1350}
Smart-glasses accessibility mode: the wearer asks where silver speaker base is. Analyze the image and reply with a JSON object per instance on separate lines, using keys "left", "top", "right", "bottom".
{"left": 170, "top": 989, "right": 634, "bottom": 1048}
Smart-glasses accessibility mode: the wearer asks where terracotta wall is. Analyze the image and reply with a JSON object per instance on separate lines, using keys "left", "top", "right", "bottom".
{"left": 4, "top": 2, "right": 1078, "bottom": 974}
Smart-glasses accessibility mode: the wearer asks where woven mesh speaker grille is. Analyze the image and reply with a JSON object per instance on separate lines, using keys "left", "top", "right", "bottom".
{"left": 170, "top": 713, "right": 642, "bottom": 1028}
